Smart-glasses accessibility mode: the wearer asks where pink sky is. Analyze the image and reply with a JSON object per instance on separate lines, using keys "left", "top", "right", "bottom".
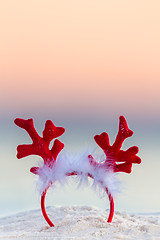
{"left": 0, "top": 0, "right": 160, "bottom": 119}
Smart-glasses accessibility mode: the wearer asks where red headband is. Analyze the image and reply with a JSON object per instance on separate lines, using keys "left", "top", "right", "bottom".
{"left": 14, "top": 116, "right": 141, "bottom": 227}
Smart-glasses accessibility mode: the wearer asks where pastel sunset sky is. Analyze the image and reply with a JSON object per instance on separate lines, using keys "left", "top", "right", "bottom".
{"left": 0, "top": 1, "right": 160, "bottom": 217}
{"left": 0, "top": 0, "right": 160, "bottom": 119}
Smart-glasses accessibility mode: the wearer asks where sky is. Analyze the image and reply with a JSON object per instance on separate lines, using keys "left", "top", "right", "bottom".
{"left": 0, "top": 0, "right": 160, "bottom": 217}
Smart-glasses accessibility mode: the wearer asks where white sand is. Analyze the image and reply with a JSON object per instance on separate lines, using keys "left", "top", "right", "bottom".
{"left": 0, "top": 206, "right": 160, "bottom": 240}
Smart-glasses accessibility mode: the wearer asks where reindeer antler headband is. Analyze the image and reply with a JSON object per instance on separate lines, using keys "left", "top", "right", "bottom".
{"left": 14, "top": 116, "right": 141, "bottom": 227}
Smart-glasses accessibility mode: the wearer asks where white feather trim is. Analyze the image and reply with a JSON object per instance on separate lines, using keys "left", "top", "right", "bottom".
{"left": 36, "top": 151, "right": 120, "bottom": 197}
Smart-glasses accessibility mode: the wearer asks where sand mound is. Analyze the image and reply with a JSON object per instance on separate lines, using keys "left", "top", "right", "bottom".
{"left": 0, "top": 206, "right": 160, "bottom": 239}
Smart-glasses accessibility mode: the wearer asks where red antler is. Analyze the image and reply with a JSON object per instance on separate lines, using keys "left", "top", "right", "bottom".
{"left": 89, "top": 116, "right": 141, "bottom": 174}
{"left": 14, "top": 118, "right": 65, "bottom": 173}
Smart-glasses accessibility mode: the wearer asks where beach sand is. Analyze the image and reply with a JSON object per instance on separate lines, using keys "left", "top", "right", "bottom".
{"left": 0, "top": 206, "right": 160, "bottom": 239}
